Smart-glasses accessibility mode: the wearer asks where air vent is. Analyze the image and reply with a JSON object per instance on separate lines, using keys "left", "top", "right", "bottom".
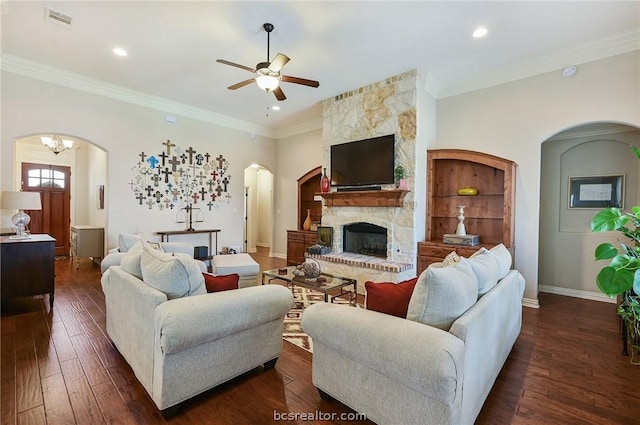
{"left": 45, "top": 7, "right": 73, "bottom": 27}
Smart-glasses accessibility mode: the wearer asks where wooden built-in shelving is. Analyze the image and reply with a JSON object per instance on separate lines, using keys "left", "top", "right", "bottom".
{"left": 317, "top": 190, "right": 409, "bottom": 207}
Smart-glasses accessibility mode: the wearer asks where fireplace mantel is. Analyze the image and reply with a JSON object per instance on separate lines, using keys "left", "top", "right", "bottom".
{"left": 317, "top": 190, "right": 409, "bottom": 207}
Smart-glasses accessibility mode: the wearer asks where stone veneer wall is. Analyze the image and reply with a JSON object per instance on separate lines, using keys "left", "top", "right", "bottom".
{"left": 321, "top": 70, "right": 418, "bottom": 267}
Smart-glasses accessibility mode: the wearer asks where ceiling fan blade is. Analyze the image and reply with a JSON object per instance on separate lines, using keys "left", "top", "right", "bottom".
{"left": 273, "top": 86, "right": 286, "bottom": 101}
{"left": 216, "top": 59, "right": 255, "bottom": 73}
{"left": 228, "top": 79, "right": 255, "bottom": 90}
{"left": 281, "top": 75, "right": 320, "bottom": 88}
{"left": 269, "top": 53, "right": 290, "bottom": 73}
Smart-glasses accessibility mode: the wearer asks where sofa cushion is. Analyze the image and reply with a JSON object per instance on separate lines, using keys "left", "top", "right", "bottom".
{"left": 406, "top": 257, "right": 478, "bottom": 330}
{"left": 118, "top": 233, "right": 143, "bottom": 252}
{"left": 120, "top": 240, "right": 144, "bottom": 279}
{"left": 470, "top": 243, "right": 512, "bottom": 280}
{"left": 365, "top": 277, "right": 418, "bottom": 318}
{"left": 203, "top": 273, "right": 239, "bottom": 293}
{"left": 141, "top": 244, "right": 206, "bottom": 299}
{"left": 467, "top": 250, "right": 500, "bottom": 296}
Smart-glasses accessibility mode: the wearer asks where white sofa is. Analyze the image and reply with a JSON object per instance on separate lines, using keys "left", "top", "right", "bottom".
{"left": 100, "top": 233, "right": 205, "bottom": 273}
{"left": 302, "top": 246, "right": 525, "bottom": 425}
{"left": 101, "top": 245, "right": 293, "bottom": 417}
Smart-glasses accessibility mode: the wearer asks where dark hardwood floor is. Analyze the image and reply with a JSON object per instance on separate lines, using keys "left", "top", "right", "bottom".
{"left": 1, "top": 247, "right": 639, "bottom": 424}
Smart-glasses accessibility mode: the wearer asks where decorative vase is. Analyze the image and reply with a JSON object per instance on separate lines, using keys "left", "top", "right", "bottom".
{"left": 456, "top": 205, "right": 466, "bottom": 236}
{"left": 398, "top": 179, "right": 408, "bottom": 190}
{"left": 457, "top": 187, "right": 478, "bottom": 196}
{"left": 303, "top": 209, "right": 311, "bottom": 231}
{"left": 321, "top": 168, "right": 330, "bottom": 193}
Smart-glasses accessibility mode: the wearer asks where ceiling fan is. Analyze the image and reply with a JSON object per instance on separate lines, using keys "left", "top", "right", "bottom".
{"left": 216, "top": 23, "right": 319, "bottom": 101}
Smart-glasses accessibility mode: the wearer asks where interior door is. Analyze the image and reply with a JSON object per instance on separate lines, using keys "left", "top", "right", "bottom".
{"left": 21, "top": 162, "right": 71, "bottom": 256}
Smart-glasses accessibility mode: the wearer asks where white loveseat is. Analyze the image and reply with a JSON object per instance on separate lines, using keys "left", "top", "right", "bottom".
{"left": 101, "top": 244, "right": 293, "bottom": 416}
{"left": 301, "top": 245, "right": 525, "bottom": 425}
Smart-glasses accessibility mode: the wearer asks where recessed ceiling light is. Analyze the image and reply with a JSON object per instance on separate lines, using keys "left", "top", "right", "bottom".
{"left": 271, "top": 105, "right": 281, "bottom": 111}
{"left": 113, "top": 47, "right": 128, "bottom": 57}
{"left": 473, "top": 27, "right": 488, "bottom": 38}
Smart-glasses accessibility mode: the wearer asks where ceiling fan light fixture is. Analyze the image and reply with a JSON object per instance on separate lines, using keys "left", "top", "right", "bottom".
{"left": 256, "top": 74, "right": 279, "bottom": 92}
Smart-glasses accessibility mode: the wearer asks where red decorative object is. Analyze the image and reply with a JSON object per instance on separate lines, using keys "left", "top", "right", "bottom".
{"left": 321, "top": 167, "right": 330, "bottom": 193}
{"left": 364, "top": 277, "right": 418, "bottom": 317}
{"left": 203, "top": 273, "right": 239, "bottom": 293}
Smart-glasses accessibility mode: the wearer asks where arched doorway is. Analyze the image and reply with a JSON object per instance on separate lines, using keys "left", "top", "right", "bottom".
{"left": 14, "top": 134, "right": 107, "bottom": 256}
{"left": 538, "top": 122, "right": 640, "bottom": 302}
{"left": 243, "top": 164, "right": 273, "bottom": 254}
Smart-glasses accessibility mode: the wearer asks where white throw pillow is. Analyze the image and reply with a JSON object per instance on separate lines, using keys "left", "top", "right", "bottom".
{"left": 120, "top": 240, "right": 144, "bottom": 279}
{"left": 467, "top": 250, "right": 499, "bottom": 296}
{"left": 490, "top": 243, "right": 512, "bottom": 279}
{"left": 140, "top": 244, "right": 206, "bottom": 299}
{"left": 406, "top": 257, "right": 479, "bottom": 330}
{"left": 118, "top": 233, "right": 143, "bottom": 252}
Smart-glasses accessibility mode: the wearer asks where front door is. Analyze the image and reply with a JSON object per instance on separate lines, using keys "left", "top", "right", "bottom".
{"left": 21, "top": 162, "right": 71, "bottom": 256}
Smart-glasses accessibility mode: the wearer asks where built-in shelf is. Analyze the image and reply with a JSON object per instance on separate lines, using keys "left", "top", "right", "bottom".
{"left": 317, "top": 190, "right": 409, "bottom": 207}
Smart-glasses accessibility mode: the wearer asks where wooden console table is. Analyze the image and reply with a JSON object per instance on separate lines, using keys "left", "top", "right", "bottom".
{"left": 0, "top": 234, "right": 56, "bottom": 307}
{"left": 155, "top": 229, "right": 220, "bottom": 257}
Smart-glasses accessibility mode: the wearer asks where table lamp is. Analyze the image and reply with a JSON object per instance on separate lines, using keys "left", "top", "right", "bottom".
{"left": 1, "top": 191, "right": 42, "bottom": 239}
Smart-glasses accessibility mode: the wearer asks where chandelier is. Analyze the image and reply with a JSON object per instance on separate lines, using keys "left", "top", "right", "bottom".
{"left": 41, "top": 135, "right": 73, "bottom": 155}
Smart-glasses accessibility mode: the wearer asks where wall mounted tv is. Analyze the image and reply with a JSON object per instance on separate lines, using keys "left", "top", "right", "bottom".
{"left": 330, "top": 134, "right": 395, "bottom": 189}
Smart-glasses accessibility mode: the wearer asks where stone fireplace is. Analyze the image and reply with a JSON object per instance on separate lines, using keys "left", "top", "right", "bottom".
{"left": 343, "top": 222, "right": 387, "bottom": 258}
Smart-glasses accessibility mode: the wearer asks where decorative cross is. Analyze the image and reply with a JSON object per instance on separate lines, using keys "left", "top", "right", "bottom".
{"left": 191, "top": 192, "right": 199, "bottom": 204}
{"left": 225, "top": 193, "right": 232, "bottom": 203}
{"left": 169, "top": 156, "right": 180, "bottom": 172}
{"left": 222, "top": 176, "right": 230, "bottom": 192}
{"left": 136, "top": 193, "right": 146, "bottom": 205}
{"left": 169, "top": 203, "right": 175, "bottom": 210}
{"left": 210, "top": 193, "right": 217, "bottom": 202}
{"left": 163, "top": 139, "right": 176, "bottom": 155}
{"left": 159, "top": 151, "right": 168, "bottom": 166}
{"left": 216, "top": 155, "right": 225, "bottom": 169}
{"left": 180, "top": 153, "right": 187, "bottom": 164}
{"left": 153, "top": 191, "right": 163, "bottom": 203}
{"left": 171, "top": 189, "right": 180, "bottom": 201}
{"left": 128, "top": 180, "right": 136, "bottom": 190}
{"left": 139, "top": 151, "right": 147, "bottom": 162}
{"left": 147, "top": 155, "right": 159, "bottom": 169}
{"left": 205, "top": 152, "right": 211, "bottom": 163}
{"left": 207, "top": 201, "right": 214, "bottom": 211}
{"left": 195, "top": 153, "right": 204, "bottom": 166}
{"left": 161, "top": 168, "right": 172, "bottom": 183}
{"left": 145, "top": 185, "right": 153, "bottom": 196}
{"left": 215, "top": 184, "right": 224, "bottom": 197}
{"left": 199, "top": 186, "right": 207, "bottom": 200}
{"left": 206, "top": 179, "right": 215, "bottom": 191}
{"left": 197, "top": 171, "right": 206, "bottom": 185}
{"left": 186, "top": 147, "right": 196, "bottom": 164}
{"left": 211, "top": 170, "right": 219, "bottom": 181}
{"left": 146, "top": 197, "right": 154, "bottom": 209}
{"left": 151, "top": 174, "right": 161, "bottom": 187}
{"left": 164, "top": 198, "right": 170, "bottom": 209}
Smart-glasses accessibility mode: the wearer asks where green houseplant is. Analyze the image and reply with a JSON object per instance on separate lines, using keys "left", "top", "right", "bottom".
{"left": 394, "top": 165, "right": 406, "bottom": 189}
{"left": 591, "top": 145, "right": 640, "bottom": 364}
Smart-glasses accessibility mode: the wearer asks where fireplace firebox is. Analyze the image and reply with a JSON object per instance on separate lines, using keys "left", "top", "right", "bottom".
{"left": 343, "top": 222, "right": 387, "bottom": 258}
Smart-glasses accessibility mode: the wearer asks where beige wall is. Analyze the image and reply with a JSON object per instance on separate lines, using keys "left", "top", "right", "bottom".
{"left": 436, "top": 51, "right": 640, "bottom": 305}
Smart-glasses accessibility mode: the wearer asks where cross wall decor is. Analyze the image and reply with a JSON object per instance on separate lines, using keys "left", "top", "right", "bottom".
{"left": 129, "top": 140, "right": 231, "bottom": 212}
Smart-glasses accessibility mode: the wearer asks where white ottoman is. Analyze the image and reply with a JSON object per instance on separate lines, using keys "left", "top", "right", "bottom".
{"left": 212, "top": 253, "right": 259, "bottom": 288}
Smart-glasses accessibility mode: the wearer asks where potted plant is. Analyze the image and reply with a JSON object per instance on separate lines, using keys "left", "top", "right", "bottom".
{"left": 591, "top": 145, "right": 640, "bottom": 364}
{"left": 394, "top": 165, "right": 407, "bottom": 190}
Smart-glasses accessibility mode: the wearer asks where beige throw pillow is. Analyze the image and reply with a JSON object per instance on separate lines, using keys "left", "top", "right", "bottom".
{"left": 467, "top": 250, "right": 500, "bottom": 296}
{"left": 406, "top": 257, "right": 479, "bottom": 330}
{"left": 141, "top": 244, "right": 206, "bottom": 299}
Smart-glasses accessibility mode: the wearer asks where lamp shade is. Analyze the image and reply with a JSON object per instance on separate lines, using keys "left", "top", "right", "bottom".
{"left": 1, "top": 191, "right": 42, "bottom": 211}
{"left": 256, "top": 75, "right": 279, "bottom": 92}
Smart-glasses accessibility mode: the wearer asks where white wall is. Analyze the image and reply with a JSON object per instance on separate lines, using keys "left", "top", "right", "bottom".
{"left": 436, "top": 51, "right": 640, "bottom": 305}
{"left": 273, "top": 128, "right": 322, "bottom": 258}
{"left": 1, "top": 72, "right": 277, "bottom": 251}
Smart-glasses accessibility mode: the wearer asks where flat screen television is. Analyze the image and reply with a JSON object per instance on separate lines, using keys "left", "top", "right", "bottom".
{"left": 330, "top": 134, "right": 395, "bottom": 188}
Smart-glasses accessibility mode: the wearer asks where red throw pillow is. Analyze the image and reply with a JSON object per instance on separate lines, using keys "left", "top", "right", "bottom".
{"left": 203, "top": 273, "right": 239, "bottom": 293}
{"left": 365, "top": 277, "right": 418, "bottom": 318}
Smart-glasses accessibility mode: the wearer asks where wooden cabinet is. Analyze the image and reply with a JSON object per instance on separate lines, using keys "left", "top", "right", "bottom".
{"left": 70, "top": 225, "right": 104, "bottom": 269}
{"left": 1, "top": 234, "right": 56, "bottom": 307}
{"left": 417, "top": 149, "right": 516, "bottom": 274}
{"left": 286, "top": 230, "right": 317, "bottom": 266}
{"left": 297, "top": 167, "right": 322, "bottom": 230}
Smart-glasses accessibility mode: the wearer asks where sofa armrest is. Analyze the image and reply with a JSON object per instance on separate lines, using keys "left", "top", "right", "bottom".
{"left": 301, "top": 304, "right": 465, "bottom": 404}
{"left": 154, "top": 284, "right": 293, "bottom": 355}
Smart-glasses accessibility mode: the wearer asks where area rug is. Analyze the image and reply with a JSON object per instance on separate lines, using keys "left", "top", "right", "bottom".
{"left": 282, "top": 286, "right": 359, "bottom": 353}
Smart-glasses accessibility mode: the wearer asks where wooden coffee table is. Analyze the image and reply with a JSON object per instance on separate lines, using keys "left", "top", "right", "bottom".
{"left": 262, "top": 266, "right": 356, "bottom": 305}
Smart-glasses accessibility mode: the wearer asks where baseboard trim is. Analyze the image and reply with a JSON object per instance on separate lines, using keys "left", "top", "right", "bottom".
{"left": 522, "top": 297, "right": 540, "bottom": 309}
{"left": 539, "top": 285, "right": 616, "bottom": 304}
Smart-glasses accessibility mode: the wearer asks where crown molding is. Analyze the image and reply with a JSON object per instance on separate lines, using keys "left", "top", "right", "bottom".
{"left": 438, "top": 28, "right": 640, "bottom": 99}
{"left": 0, "top": 54, "right": 278, "bottom": 139}
{"left": 274, "top": 117, "right": 323, "bottom": 139}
